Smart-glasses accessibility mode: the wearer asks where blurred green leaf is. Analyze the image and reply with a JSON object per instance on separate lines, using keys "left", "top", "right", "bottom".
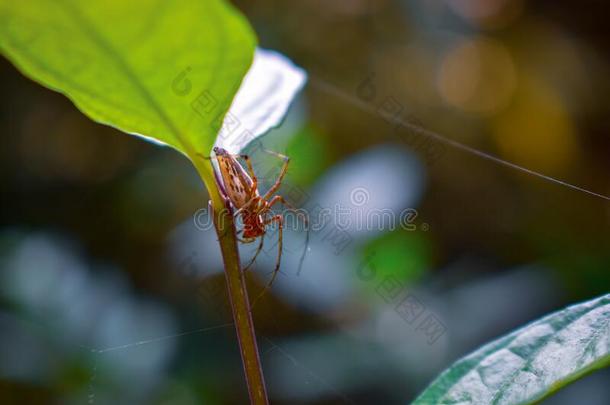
{"left": 413, "top": 294, "right": 610, "bottom": 405}
{"left": 285, "top": 125, "right": 332, "bottom": 185}
{"left": 0, "top": 0, "right": 256, "bottom": 158}
{"left": 359, "top": 230, "right": 430, "bottom": 295}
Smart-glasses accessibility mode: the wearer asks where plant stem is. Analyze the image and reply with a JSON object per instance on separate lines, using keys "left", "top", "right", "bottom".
{"left": 194, "top": 159, "right": 269, "bottom": 405}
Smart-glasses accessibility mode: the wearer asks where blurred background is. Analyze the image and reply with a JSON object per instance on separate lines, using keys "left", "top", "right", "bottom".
{"left": 1, "top": 0, "right": 610, "bottom": 404}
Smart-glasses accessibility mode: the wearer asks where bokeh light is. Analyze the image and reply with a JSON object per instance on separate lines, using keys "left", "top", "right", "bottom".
{"left": 437, "top": 37, "right": 517, "bottom": 114}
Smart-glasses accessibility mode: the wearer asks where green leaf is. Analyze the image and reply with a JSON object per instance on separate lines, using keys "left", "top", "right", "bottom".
{"left": 0, "top": 0, "right": 257, "bottom": 159}
{"left": 413, "top": 293, "right": 610, "bottom": 405}
{"left": 363, "top": 230, "right": 430, "bottom": 284}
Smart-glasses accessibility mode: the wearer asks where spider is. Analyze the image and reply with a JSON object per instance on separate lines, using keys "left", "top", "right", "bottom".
{"left": 203, "top": 146, "right": 309, "bottom": 302}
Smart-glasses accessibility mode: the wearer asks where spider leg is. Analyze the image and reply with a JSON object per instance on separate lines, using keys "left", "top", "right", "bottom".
{"left": 233, "top": 196, "right": 261, "bottom": 219}
{"left": 261, "top": 150, "right": 290, "bottom": 200}
{"left": 243, "top": 234, "right": 264, "bottom": 272}
{"left": 265, "top": 195, "right": 310, "bottom": 276}
{"left": 237, "top": 235, "right": 258, "bottom": 244}
{"left": 230, "top": 155, "right": 261, "bottom": 218}
{"left": 252, "top": 214, "right": 283, "bottom": 306}
{"left": 267, "top": 196, "right": 308, "bottom": 225}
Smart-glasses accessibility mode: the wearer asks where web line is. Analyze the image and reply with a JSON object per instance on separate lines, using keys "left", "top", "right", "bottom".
{"left": 310, "top": 76, "right": 610, "bottom": 202}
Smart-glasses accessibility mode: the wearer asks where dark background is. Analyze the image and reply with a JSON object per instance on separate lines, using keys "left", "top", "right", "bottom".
{"left": 1, "top": 0, "right": 609, "bottom": 404}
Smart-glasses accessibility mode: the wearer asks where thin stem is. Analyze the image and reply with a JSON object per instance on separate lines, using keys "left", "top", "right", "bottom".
{"left": 193, "top": 158, "right": 269, "bottom": 405}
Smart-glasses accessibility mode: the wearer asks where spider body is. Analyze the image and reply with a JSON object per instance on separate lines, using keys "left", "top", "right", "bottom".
{"left": 240, "top": 211, "right": 265, "bottom": 240}
{"left": 213, "top": 146, "right": 266, "bottom": 241}
{"left": 210, "top": 146, "right": 308, "bottom": 302}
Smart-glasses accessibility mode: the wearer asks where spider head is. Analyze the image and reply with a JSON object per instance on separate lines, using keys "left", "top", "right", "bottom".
{"left": 213, "top": 146, "right": 229, "bottom": 156}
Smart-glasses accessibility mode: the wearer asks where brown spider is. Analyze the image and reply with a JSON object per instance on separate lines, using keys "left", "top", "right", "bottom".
{"left": 205, "top": 146, "right": 308, "bottom": 302}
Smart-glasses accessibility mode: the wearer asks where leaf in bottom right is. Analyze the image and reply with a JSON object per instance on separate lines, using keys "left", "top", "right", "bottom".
{"left": 413, "top": 293, "right": 610, "bottom": 405}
